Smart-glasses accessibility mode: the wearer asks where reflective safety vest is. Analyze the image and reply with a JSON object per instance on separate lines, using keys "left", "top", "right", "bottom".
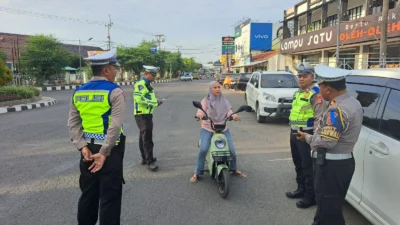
{"left": 133, "top": 78, "right": 159, "bottom": 115}
{"left": 73, "top": 80, "right": 123, "bottom": 141}
{"left": 289, "top": 86, "right": 319, "bottom": 128}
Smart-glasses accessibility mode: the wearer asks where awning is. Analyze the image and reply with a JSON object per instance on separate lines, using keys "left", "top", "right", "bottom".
{"left": 231, "top": 59, "right": 269, "bottom": 68}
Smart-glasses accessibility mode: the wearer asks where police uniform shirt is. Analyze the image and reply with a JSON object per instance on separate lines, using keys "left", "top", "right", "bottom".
{"left": 305, "top": 92, "right": 363, "bottom": 154}
{"left": 292, "top": 84, "right": 327, "bottom": 130}
{"left": 67, "top": 76, "right": 126, "bottom": 156}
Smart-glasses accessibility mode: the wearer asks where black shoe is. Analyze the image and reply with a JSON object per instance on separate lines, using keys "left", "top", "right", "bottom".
{"left": 285, "top": 185, "right": 305, "bottom": 199}
{"left": 296, "top": 198, "right": 316, "bottom": 209}
{"left": 141, "top": 157, "right": 157, "bottom": 165}
{"left": 148, "top": 163, "right": 159, "bottom": 171}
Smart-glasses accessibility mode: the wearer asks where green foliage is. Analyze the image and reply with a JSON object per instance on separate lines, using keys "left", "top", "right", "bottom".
{"left": 0, "top": 50, "right": 7, "bottom": 62}
{"left": 0, "top": 85, "right": 40, "bottom": 98}
{"left": 0, "top": 60, "right": 12, "bottom": 86}
{"left": 21, "top": 34, "right": 72, "bottom": 86}
{"left": 117, "top": 40, "right": 201, "bottom": 78}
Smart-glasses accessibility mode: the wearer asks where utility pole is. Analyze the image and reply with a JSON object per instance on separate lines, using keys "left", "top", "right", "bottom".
{"left": 380, "top": 0, "right": 389, "bottom": 68}
{"left": 105, "top": 14, "right": 113, "bottom": 50}
{"left": 176, "top": 45, "right": 182, "bottom": 53}
{"left": 154, "top": 34, "right": 165, "bottom": 50}
{"left": 336, "top": 0, "right": 342, "bottom": 68}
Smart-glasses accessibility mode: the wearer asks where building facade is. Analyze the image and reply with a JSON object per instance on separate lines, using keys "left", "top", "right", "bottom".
{"left": 280, "top": 0, "right": 400, "bottom": 71}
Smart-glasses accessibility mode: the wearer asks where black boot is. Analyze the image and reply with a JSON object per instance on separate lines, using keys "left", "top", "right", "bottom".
{"left": 296, "top": 197, "right": 316, "bottom": 209}
{"left": 147, "top": 162, "right": 159, "bottom": 171}
{"left": 285, "top": 185, "right": 305, "bottom": 199}
{"left": 142, "top": 157, "right": 157, "bottom": 165}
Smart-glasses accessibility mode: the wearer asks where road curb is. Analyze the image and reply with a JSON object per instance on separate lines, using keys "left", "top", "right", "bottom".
{"left": 0, "top": 97, "right": 57, "bottom": 114}
{"left": 37, "top": 79, "right": 177, "bottom": 91}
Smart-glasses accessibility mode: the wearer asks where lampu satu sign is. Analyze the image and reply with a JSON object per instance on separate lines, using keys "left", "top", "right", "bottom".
{"left": 280, "top": 7, "right": 400, "bottom": 54}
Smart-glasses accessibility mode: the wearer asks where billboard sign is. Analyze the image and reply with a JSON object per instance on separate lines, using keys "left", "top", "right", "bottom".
{"left": 221, "top": 36, "right": 235, "bottom": 56}
{"left": 87, "top": 51, "right": 106, "bottom": 57}
{"left": 222, "top": 46, "right": 235, "bottom": 54}
{"left": 280, "top": 7, "right": 400, "bottom": 53}
{"left": 250, "top": 23, "right": 273, "bottom": 51}
{"left": 222, "top": 37, "right": 235, "bottom": 42}
{"left": 241, "top": 23, "right": 251, "bottom": 56}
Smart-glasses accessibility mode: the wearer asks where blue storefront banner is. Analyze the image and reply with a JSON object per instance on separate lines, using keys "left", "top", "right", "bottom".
{"left": 250, "top": 23, "right": 273, "bottom": 51}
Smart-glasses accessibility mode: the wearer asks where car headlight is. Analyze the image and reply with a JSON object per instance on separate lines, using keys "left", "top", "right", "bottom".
{"left": 215, "top": 137, "right": 226, "bottom": 149}
{"left": 263, "top": 92, "right": 277, "bottom": 102}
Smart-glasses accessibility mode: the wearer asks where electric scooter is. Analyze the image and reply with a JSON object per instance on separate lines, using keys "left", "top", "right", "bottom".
{"left": 193, "top": 101, "right": 248, "bottom": 198}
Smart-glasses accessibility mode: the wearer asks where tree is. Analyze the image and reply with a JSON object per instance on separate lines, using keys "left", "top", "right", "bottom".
{"left": 0, "top": 60, "right": 12, "bottom": 86}
{"left": 21, "top": 34, "right": 72, "bottom": 85}
{"left": 0, "top": 50, "right": 7, "bottom": 62}
{"left": 117, "top": 39, "right": 201, "bottom": 79}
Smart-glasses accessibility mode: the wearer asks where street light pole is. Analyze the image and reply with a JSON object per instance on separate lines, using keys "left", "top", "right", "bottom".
{"left": 79, "top": 39, "right": 81, "bottom": 78}
{"left": 78, "top": 37, "right": 93, "bottom": 81}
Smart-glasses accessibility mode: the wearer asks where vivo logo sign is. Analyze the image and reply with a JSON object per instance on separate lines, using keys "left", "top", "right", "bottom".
{"left": 250, "top": 23, "right": 273, "bottom": 50}
{"left": 255, "top": 34, "right": 269, "bottom": 38}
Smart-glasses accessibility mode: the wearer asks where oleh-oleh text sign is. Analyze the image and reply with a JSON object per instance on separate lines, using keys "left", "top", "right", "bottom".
{"left": 280, "top": 7, "right": 400, "bottom": 54}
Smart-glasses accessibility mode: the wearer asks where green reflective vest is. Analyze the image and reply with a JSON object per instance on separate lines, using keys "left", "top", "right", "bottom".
{"left": 289, "top": 86, "right": 319, "bottom": 128}
{"left": 73, "top": 80, "right": 123, "bottom": 141}
{"left": 133, "top": 78, "right": 159, "bottom": 115}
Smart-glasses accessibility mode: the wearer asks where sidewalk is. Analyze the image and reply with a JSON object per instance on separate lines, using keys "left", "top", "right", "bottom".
{"left": 0, "top": 97, "right": 57, "bottom": 114}
{"left": 37, "top": 79, "right": 177, "bottom": 91}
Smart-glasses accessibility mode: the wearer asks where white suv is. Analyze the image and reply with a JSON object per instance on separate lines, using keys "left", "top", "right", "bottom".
{"left": 244, "top": 71, "right": 299, "bottom": 123}
{"left": 344, "top": 68, "right": 400, "bottom": 225}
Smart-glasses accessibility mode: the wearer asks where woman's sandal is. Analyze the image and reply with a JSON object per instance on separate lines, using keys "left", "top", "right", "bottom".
{"left": 190, "top": 174, "right": 199, "bottom": 183}
{"left": 232, "top": 170, "right": 247, "bottom": 178}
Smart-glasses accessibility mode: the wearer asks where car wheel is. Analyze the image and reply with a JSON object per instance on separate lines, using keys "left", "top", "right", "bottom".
{"left": 244, "top": 95, "right": 252, "bottom": 112}
{"left": 256, "top": 103, "right": 266, "bottom": 123}
{"left": 224, "top": 84, "right": 230, "bottom": 89}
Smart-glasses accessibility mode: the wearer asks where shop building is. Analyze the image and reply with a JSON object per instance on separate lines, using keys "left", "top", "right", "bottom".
{"left": 280, "top": 0, "right": 400, "bottom": 70}
{"left": 232, "top": 19, "right": 286, "bottom": 72}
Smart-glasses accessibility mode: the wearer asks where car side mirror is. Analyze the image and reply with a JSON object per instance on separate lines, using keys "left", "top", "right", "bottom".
{"left": 234, "top": 105, "right": 248, "bottom": 114}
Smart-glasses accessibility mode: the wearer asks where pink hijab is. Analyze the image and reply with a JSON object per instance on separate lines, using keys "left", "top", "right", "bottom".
{"left": 205, "top": 81, "right": 232, "bottom": 121}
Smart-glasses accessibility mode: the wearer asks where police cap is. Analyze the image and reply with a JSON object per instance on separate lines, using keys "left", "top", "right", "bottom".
{"left": 84, "top": 48, "right": 120, "bottom": 67}
{"left": 314, "top": 64, "right": 351, "bottom": 84}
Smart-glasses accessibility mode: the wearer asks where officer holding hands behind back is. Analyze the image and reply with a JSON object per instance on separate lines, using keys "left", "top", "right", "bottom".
{"left": 297, "top": 65, "right": 363, "bottom": 225}
{"left": 67, "top": 49, "right": 126, "bottom": 225}
{"left": 133, "top": 65, "right": 163, "bottom": 171}
{"left": 286, "top": 62, "right": 326, "bottom": 209}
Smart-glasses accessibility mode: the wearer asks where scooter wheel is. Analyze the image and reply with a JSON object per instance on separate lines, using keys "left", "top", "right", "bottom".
{"left": 218, "top": 168, "right": 229, "bottom": 198}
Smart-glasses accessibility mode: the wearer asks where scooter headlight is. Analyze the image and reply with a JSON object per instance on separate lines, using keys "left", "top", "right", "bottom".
{"left": 215, "top": 137, "right": 226, "bottom": 149}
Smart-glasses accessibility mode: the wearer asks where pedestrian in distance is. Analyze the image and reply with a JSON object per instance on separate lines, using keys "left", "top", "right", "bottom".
{"left": 133, "top": 65, "right": 163, "bottom": 171}
{"left": 286, "top": 62, "right": 327, "bottom": 209}
{"left": 297, "top": 65, "right": 363, "bottom": 225}
{"left": 190, "top": 81, "right": 246, "bottom": 183}
{"left": 67, "top": 49, "right": 126, "bottom": 225}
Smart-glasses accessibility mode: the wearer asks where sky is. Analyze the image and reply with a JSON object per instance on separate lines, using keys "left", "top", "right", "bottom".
{"left": 0, "top": 0, "right": 300, "bottom": 64}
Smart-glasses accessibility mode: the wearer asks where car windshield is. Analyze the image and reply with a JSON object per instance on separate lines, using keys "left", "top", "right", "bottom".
{"left": 261, "top": 74, "right": 299, "bottom": 88}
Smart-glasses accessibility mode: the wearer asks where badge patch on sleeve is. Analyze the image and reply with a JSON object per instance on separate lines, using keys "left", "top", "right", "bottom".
{"left": 317, "top": 95, "right": 323, "bottom": 104}
{"left": 320, "top": 108, "right": 345, "bottom": 141}
{"left": 138, "top": 85, "right": 144, "bottom": 91}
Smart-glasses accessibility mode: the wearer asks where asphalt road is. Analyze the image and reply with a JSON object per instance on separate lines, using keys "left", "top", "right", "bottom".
{"left": 0, "top": 79, "right": 371, "bottom": 225}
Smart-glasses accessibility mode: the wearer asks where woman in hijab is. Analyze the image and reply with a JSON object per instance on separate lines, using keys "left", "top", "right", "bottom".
{"left": 190, "top": 81, "right": 246, "bottom": 183}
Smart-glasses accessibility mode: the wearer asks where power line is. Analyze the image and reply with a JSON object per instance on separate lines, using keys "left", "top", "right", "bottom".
{"left": 0, "top": 6, "right": 156, "bottom": 37}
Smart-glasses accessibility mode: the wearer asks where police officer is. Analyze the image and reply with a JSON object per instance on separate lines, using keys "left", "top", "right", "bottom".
{"left": 134, "top": 65, "right": 163, "bottom": 171}
{"left": 297, "top": 65, "right": 363, "bottom": 225}
{"left": 67, "top": 49, "right": 126, "bottom": 225}
{"left": 286, "top": 62, "right": 326, "bottom": 209}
